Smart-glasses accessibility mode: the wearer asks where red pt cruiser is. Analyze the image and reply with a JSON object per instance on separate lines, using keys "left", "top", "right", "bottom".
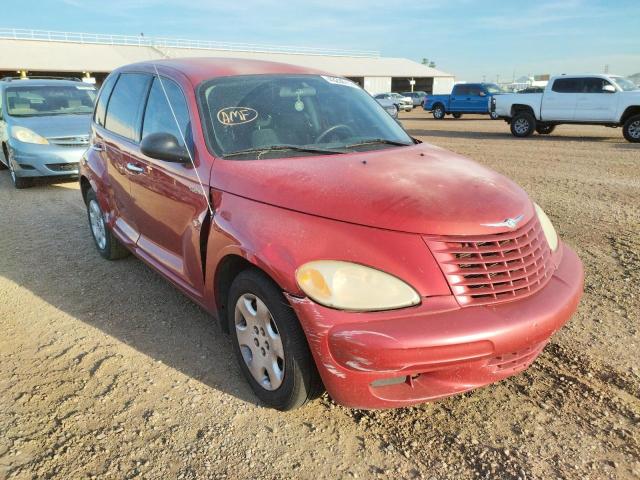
{"left": 80, "top": 58, "right": 584, "bottom": 410}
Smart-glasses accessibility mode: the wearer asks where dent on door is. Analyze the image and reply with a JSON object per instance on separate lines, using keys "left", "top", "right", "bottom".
{"left": 128, "top": 159, "right": 209, "bottom": 297}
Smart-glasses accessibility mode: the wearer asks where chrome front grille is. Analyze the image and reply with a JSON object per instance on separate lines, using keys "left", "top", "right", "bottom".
{"left": 48, "top": 135, "right": 90, "bottom": 147}
{"left": 426, "top": 217, "right": 554, "bottom": 307}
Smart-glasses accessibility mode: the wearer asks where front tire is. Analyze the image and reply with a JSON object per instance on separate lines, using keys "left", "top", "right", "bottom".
{"left": 7, "top": 152, "right": 30, "bottom": 189}
{"left": 623, "top": 114, "right": 640, "bottom": 143}
{"left": 432, "top": 104, "right": 445, "bottom": 120}
{"left": 86, "top": 189, "right": 130, "bottom": 260}
{"left": 510, "top": 112, "right": 536, "bottom": 137}
{"left": 228, "top": 269, "right": 322, "bottom": 410}
{"left": 536, "top": 125, "right": 555, "bottom": 135}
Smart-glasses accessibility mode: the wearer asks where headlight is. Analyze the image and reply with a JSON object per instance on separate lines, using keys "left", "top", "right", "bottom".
{"left": 534, "top": 203, "right": 559, "bottom": 251}
{"left": 11, "top": 126, "right": 49, "bottom": 145}
{"left": 295, "top": 260, "right": 421, "bottom": 311}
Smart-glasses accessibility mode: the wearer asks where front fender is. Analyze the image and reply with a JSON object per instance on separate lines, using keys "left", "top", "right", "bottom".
{"left": 203, "top": 192, "right": 451, "bottom": 313}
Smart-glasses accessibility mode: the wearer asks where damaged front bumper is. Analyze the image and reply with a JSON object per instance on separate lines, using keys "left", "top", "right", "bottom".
{"left": 286, "top": 243, "right": 583, "bottom": 409}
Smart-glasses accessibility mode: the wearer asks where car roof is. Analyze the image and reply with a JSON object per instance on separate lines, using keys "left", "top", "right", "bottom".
{"left": 115, "top": 57, "right": 330, "bottom": 85}
{"left": 0, "top": 78, "right": 91, "bottom": 88}
{"left": 551, "top": 74, "right": 617, "bottom": 80}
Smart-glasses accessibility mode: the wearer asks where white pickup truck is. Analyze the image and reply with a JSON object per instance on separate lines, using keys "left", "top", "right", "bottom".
{"left": 492, "top": 74, "right": 640, "bottom": 142}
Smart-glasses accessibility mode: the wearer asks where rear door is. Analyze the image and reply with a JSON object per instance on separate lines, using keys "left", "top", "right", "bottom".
{"left": 466, "top": 85, "right": 487, "bottom": 112}
{"left": 449, "top": 85, "right": 468, "bottom": 112}
{"left": 127, "top": 75, "right": 209, "bottom": 296}
{"left": 96, "top": 72, "right": 152, "bottom": 246}
{"left": 541, "top": 78, "right": 580, "bottom": 121}
{"left": 574, "top": 77, "right": 619, "bottom": 122}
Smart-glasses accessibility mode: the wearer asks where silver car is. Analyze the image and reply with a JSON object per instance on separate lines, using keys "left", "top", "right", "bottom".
{"left": 374, "top": 97, "right": 399, "bottom": 118}
{"left": 0, "top": 77, "right": 96, "bottom": 188}
{"left": 374, "top": 93, "right": 413, "bottom": 112}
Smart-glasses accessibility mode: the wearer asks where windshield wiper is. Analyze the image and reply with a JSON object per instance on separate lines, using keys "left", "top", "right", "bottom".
{"left": 223, "top": 144, "right": 346, "bottom": 158}
{"left": 344, "top": 138, "right": 413, "bottom": 148}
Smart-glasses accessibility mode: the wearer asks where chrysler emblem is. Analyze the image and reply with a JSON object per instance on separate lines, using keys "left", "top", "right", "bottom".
{"left": 482, "top": 214, "right": 524, "bottom": 229}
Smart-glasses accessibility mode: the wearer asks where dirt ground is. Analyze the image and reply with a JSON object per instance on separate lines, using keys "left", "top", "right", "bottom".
{"left": 1, "top": 111, "right": 639, "bottom": 480}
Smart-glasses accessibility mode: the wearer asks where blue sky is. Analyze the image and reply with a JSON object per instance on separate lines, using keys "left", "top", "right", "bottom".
{"left": 4, "top": 0, "right": 640, "bottom": 80}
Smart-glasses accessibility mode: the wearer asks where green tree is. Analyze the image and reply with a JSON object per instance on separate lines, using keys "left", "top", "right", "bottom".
{"left": 422, "top": 58, "right": 436, "bottom": 68}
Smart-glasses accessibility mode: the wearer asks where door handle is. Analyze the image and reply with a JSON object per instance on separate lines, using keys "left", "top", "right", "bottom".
{"left": 90, "top": 143, "right": 105, "bottom": 152}
{"left": 126, "top": 163, "right": 145, "bottom": 174}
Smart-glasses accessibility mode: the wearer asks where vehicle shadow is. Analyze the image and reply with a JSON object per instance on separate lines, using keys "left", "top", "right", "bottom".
{"left": 407, "top": 128, "right": 617, "bottom": 143}
{"left": 0, "top": 173, "right": 261, "bottom": 407}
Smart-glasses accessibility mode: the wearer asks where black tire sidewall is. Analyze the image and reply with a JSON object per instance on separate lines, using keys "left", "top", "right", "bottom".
{"left": 227, "top": 269, "right": 319, "bottom": 410}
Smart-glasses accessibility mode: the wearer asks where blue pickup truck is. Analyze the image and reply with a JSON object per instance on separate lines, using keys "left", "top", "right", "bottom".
{"left": 423, "top": 83, "right": 503, "bottom": 119}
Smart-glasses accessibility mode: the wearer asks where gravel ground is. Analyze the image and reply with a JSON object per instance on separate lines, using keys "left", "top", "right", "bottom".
{"left": 1, "top": 111, "right": 639, "bottom": 480}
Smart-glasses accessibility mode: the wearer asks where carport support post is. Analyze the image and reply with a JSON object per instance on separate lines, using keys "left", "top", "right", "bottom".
{"left": 410, "top": 78, "right": 416, "bottom": 92}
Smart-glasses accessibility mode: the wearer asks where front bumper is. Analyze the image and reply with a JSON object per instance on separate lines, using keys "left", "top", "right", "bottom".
{"left": 7, "top": 140, "right": 86, "bottom": 178}
{"left": 287, "top": 243, "right": 583, "bottom": 409}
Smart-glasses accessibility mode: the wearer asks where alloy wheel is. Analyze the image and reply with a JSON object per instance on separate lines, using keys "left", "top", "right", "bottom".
{"left": 629, "top": 120, "right": 640, "bottom": 139}
{"left": 234, "top": 293, "right": 285, "bottom": 391}
{"left": 513, "top": 118, "right": 530, "bottom": 135}
{"left": 88, "top": 199, "right": 107, "bottom": 250}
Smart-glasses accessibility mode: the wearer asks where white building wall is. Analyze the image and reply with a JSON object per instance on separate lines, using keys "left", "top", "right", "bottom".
{"left": 363, "top": 76, "right": 392, "bottom": 94}
{"left": 432, "top": 76, "right": 455, "bottom": 94}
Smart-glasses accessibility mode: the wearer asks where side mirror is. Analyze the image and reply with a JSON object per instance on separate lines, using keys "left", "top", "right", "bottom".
{"left": 140, "top": 132, "right": 189, "bottom": 163}
{"left": 602, "top": 84, "right": 616, "bottom": 93}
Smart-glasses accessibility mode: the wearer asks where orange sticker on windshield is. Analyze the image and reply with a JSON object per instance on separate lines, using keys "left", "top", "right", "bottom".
{"left": 217, "top": 107, "right": 258, "bottom": 126}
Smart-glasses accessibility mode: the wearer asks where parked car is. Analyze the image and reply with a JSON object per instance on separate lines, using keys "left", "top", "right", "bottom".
{"left": 81, "top": 58, "right": 583, "bottom": 411}
{"left": 374, "top": 97, "right": 399, "bottom": 118}
{"left": 424, "top": 83, "right": 504, "bottom": 119}
{"left": 492, "top": 74, "right": 640, "bottom": 141}
{"left": 374, "top": 93, "right": 412, "bottom": 112}
{"left": 0, "top": 77, "right": 96, "bottom": 188}
{"left": 402, "top": 91, "right": 427, "bottom": 107}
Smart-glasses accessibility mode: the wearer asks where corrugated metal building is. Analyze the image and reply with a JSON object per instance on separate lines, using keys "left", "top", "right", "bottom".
{"left": 0, "top": 29, "right": 455, "bottom": 94}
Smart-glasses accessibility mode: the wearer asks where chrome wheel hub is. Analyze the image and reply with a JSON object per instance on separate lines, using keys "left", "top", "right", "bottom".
{"left": 514, "top": 118, "right": 530, "bottom": 135}
{"left": 629, "top": 120, "right": 640, "bottom": 139}
{"left": 89, "top": 199, "right": 107, "bottom": 250}
{"left": 234, "top": 293, "right": 284, "bottom": 391}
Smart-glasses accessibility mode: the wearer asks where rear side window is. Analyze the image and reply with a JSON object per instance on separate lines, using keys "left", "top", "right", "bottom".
{"left": 552, "top": 78, "right": 582, "bottom": 93}
{"left": 467, "top": 85, "right": 482, "bottom": 96}
{"left": 94, "top": 73, "right": 118, "bottom": 127}
{"left": 105, "top": 73, "right": 152, "bottom": 141}
{"left": 454, "top": 85, "right": 469, "bottom": 95}
{"left": 142, "top": 77, "right": 191, "bottom": 150}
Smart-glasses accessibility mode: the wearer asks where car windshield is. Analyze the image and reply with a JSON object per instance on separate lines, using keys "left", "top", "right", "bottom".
{"left": 610, "top": 76, "right": 638, "bottom": 91}
{"left": 484, "top": 84, "right": 504, "bottom": 94}
{"left": 5, "top": 84, "right": 97, "bottom": 117}
{"left": 200, "top": 74, "right": 413, "bottom": 159}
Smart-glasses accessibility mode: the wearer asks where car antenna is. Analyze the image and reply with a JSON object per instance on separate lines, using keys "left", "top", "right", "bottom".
{"left": 151, "top": 63, "right": 214, "bottom": 217}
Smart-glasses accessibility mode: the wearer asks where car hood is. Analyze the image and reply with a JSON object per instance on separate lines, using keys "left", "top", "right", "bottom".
{"left": 211, "top": 143, "right": 535, "bottom": 236}
{"left": 9, "top": 114, "right": 92, "bottom": 139}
